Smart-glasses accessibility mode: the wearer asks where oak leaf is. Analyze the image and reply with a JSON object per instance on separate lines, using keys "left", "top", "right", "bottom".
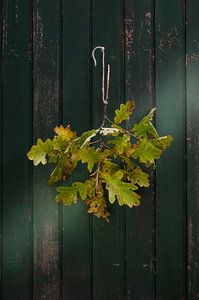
{"left": 132, "top": 108, "right": 158, "bottom": 139}
{"left": 27, "top": 138, "right": 53, "bottom": 166}
{"left": 54, "top": 125, "right": 76, "bottom": 140}
{"left": 114, "top": 100, "right": 135, "bottom": 124}
{"left": 104, "top": 170, "right": 141, "bottom": 207}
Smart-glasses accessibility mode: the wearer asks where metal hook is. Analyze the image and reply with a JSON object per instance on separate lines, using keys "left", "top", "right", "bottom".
{"left": 92, "top": 46, "right": 105, "bottom": 67}
{"left": 92, "top": 46, "right": 106, "bottom": 104}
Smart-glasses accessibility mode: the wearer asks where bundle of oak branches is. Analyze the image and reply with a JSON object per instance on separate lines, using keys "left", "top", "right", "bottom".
{"left": 27, "top": 101, "right": 172, "bottom": 222}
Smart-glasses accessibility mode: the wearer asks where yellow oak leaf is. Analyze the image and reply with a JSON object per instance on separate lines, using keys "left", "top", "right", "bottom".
{"left": 54, "top": 125, "right": 76, "bottom": 140}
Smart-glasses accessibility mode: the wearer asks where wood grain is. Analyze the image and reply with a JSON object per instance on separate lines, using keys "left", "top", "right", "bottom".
{"left": 92, "top": 1, "right": 125, "bottom": 299}
{"left": 155, "top": 0, "right": 187, "bottom": 298}
{"left": 62, "top": 0, "right": 91, "bottom": 299}
{"left": 187, "top": 1, "right": 199, "bottom": 299}
{"left": 32, "top": 1, "right": 60, "bottom": 299}
{"left": 0, "top": 1, "right": 198, "bottom": 299}
{"left": 124, "top": 1, "right": 156, "bottom": 299}
{"left": 2, "top": 0, "right": 32, "bottom": 298}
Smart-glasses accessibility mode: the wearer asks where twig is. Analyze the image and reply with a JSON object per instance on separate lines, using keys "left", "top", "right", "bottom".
{"left": 92, "top": 46, "right": 111, "bottom": 191}
{"left": 100, "top": 64, "right": 111, "bottom": 129}
{"left": 90, "top": 139, "right": 101, "bottom": 145}
{"left": 95, "top": 140, "right": 103, "bottom": 191}
{"left": 102, "top": 141, "right": 110, "bottom": 149}
{"left": 105, "top": 64, "right": 110, "bottom": 104}
{"left": 105, "top": 116, "right": 137, "bottom": 138}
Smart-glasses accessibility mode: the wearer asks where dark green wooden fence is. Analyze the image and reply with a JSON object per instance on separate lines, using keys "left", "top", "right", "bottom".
{"left": 0, "top": 0, "right": 198, "bottom": 299}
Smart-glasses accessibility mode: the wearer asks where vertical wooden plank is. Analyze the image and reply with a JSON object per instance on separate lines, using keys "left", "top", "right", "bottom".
{"left": 2, "top": 0, "right": 32, "bottom": 298}
{"left": 124, "top": 1, "right": 155, "bottom": 298}
{"left": 186, "top": 1, "right": 199, "bottom": 298}
{"left": 155, "top": 1, "right": 186, "bottom": 299}
{"left": 62, "top": 0, "right": 91, "bottom": 299}
{"left": 32, "top": 1, "right": 60, "bottom": 298}
{"left": 0, "top": 0, "right": 3, "bottom": 296}
{"left": 92, "top": 1, "right": 125, "bottom": 299}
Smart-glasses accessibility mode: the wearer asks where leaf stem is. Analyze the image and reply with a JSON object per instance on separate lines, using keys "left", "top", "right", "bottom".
{"left": 90, "top": 139, "right": 101, "bottom": 145}
{"left": 95, "top": 141, "right": 103, "bottom": 192}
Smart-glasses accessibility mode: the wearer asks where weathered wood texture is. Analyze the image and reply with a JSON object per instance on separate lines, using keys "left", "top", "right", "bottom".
{"left": 92, "top": 1, "right": 125, "bottom": 299}
{"left": 1, "top": 1, "right": 32, "bottom": 299}
{"left": 155, "top": 1, "right": 187, "bottom": 299}
{"left": 62, "top": 0, "right": 90, "bottom": 299}
{"left": 0, "top": 0, "right": 198, "bottom": 299}
{"left": 187, "top": 1, "right": 199, "bottom": 299}
{"left": 32, "top": 1, "right": 60, "bottom": 299}
{"left": 125, "top": 1, "right": 156, "bottom": 298}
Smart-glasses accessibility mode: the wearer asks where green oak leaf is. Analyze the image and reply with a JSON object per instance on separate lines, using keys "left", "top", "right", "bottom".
{"left": 131, "top": 139, "right": 162, "bottom": 167}
{"left": 127, "top": 167, "right": 150, "bottom": 187}
{"left": 78, "top": 147, "right": 100, "bottom": 172}
{"left": 121, "top": 157, "right": 150, "bottom": 187}
{"left": 84, "top": 178, "right": 96, "bottom": 198}
{"left": 104, "top": 170, "right": 140, "bottom": 207}
{"left": 48, "top": 154, "right": 75, "bottom": 186}
{"left": 56, "top": 179, "right": 96, "bottom": 205}
{"left": 27, "top": 138, "right": 53, "bottom": 166}
{"left": 132, "top": 108, "right": 158, "bottom": 139}
{"left": 66, "top": 129, "right": 97, "bottom": 153}
{"left": 108, "top": 134, "right": 130, "bottom": 154}
{"left": 101, "top": 160, "right": 119, "bottom": 175}
{"left": 56, "top": 186, "right": 78, "bottom": 206}
{"left": 87, "top": 193, "right": 110, "bottom": 222}
{"left": 72, "top": 182, "right": 88, "bottom": 200}
{"left": 52, "top": 135, "right": 70, "bottom": 151}
{"left": 48, "top": 165, "right": 63, "bottom": 186}
{"left": 152, "top": 135, "right": 173, "bottom": 150}
{"left": 114, "top": 100, "right": 135, "bottom": 124}
{"left": 48, "top": 155, "right": 58, "bottom": 164}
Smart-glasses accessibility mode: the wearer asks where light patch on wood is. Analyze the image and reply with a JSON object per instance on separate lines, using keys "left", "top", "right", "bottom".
{"left": 37, "top": 223, "right": 58, "bottom": 273}
{"left": 186, "top": 52, "right": 199, "bottom": 64}
{"left": 15, "top": 0, "right": 19, "bottom": 23}
{"left": 124, "top": 11, "right": 153, "bottom": 99}
{"left": 125, "top": 12, "right": 152, "bottom": 61}
{"left": 149, "top": 259, "right": 155, "bottom": 275}
{"left": 33, "top": 75, "right": 59, "bottom": 132}
{"left": 124, "top": 16, "right": 135, "bottom": 98}
{"left": 33, "top": 7, "right": 44, "bottom": 56}
{"left": 125, "top": 17, "right": 135, "bottom": 61}
{"left": 140, "top": 12, "right": 152, "bottom": 36}
{"left": 34, "top": 222, "right": 59, "bottom": 299}
{"left": 3, "top": 12, "right": 8, "bottom": 47}
{"left": 158, "top": 26, "right": 179, "bottom": 50}
{"left": 188, "top": 217, "right": 193, "bottom": 294}
{"left": 33, "top": 7, "right": 59, "bottom": 135}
